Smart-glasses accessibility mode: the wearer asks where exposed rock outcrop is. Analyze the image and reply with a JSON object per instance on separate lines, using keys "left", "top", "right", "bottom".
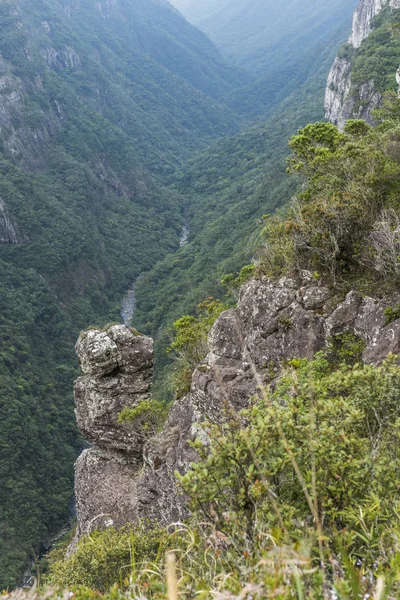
{"left": 349, "top": 0, "right": 386, "bottom": 49}
{"left": 72, "top": 277, "right": 400, "bottom": 550}
{"left": 0, "top": 198, "right": 23, "bottom": 244}
{"left": 74, "top": 326, "right": 154, "bottom": 456}
{"left": 41, "top": 46, "right": 81, "bottom": 71}
{"left": 325, "top": 0, "right": 400, "bottom": 129}
{"left": 71, "top": 325, "right": 197, "bottom": 548}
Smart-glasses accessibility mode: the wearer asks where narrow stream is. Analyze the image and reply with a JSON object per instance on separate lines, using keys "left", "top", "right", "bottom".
{"left": 121, "top": 281, "right": 138, "bottom": 325}
{"left": 120, "top": 222, "right": 189, "bottom": 324}
{"left": 179, "top": 224, "right": 189, "bottom": 247}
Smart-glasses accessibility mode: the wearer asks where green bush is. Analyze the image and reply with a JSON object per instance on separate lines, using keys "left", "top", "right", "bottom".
{"left": 384, "top": 304, "right": 400, "bottom": 325}
{"left": 166, "top": 298, "right": 227, "bottom": 398}
{"left": 261, "top": 106, "right": 400, "bottom": 286}
{"left": 118, "top": 400, "right": 168, "bottom": 438}
{"left": 324, "top": 332, "right": 366, "bottom": 366}
{"left": 221, "top": 264, "right": 256, "bottom": 297}
{"left": 48, "top": 524, "right": 170, "bottom": 592}
{"left": 178, "top": 357, "right": 400, "bottom": 595}
{"left": 10, "top": 360, "right": 400, "bottom": 599}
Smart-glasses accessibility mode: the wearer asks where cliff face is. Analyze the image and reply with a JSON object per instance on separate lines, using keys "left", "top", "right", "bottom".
{"left": 325, "top": 0, "right": 400, "bottom": 129}
{"left": 348, "top": 0, "right": 386, "bottom": 48}
{"left": 72, "top": 274, "right": 400, "bottom": 548}
{"left": 0, "top": 198, "right": 23, "bottom": 244}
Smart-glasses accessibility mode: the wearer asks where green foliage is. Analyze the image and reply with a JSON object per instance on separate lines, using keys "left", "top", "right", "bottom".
{"left": 0, "top": 261, "right": 81, "bottom": 590}
{"left": 0, "top": 0, "right": 364, "bottom": 587}
{"left": 134, "top": 55, "right": 345, "bottom": 399}
{"left": 22, "top": 358, "right": 400, "bottom": 599}
{"left": 278, "top": 313, "right": 293, "bottom": 331}
{"left": 167, "top": 298, "right": 227, "bottom": 398}
{"left": 261, "top": 109, "right": 400, "bottom": 284}
{"left": 177, "top": 358, "right": 400, "bottom": 595}
{"left": 48, "top": 524, "right": 170, "bottom": 592}
{"left": 324, "top": 332, "right": 366, "bottom": 367}
{"left": 0, "top": 0, "right": 246, "bottom": 586}
{"left": 287, "top": 122, "right": 347, "bottom": 172}
{"left": 221, "top": 264, "right": 256, "bottom": 297}
{"left": 384, "top": 304, "right": 400, "bottom": 325}
{"left": 118, "top": 400, "right": 168, "bottom": 438}
{"left": 350, "top": 6, "right": 400, "bottom": 99}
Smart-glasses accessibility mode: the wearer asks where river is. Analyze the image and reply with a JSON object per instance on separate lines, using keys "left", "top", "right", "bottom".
{"left": 121, "top": 280, "right": 138, "bottom": 325}
{"left": 120, "top": 222, "right": 189, "bottom": 324}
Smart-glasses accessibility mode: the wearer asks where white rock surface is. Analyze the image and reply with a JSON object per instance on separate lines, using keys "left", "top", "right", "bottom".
{"left": 325, "top": 0, "right": 400, "bottom": 128}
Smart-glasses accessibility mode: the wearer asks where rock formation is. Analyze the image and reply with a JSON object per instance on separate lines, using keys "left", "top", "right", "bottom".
{"left": 349, "top": 0, "right": 386, "bottom": 49}
{"left": 325, "top": 0, "right": 400, "bottom": 130}
{"left": 71, "top": 274, "right": 400, "bottom": 550}
{"left": 396, "top": 65, "right": 400, "bottom": 97}
{"left": 0, "top": 198, "right": 23, "bottom": 244}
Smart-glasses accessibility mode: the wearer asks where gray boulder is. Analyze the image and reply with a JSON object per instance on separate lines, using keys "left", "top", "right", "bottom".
{"left": 74, "top": 326, "right": 153, "bottom": 455}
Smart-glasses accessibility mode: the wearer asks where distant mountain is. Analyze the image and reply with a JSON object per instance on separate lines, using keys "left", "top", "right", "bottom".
{"left": 171, "top": 0, "right": 358, "bottom": 117}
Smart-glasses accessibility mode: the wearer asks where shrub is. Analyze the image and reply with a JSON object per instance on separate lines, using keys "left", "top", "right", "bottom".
{"left": 260, "top": 109, "right": 400, "bottom": 286}
{"left": 11, "top": 360, "right": 400, "bottom": 599}
{"left": 166, "top": 298, "right": 227, "bottom": 398}
{"left": 118, "top": 400, "right": 168, "bottom": 439}
{"left": 384, "top": 304, "right": 400, "bottom": 325}
{"left": 178, "top": 357, "right": 400, "bottom": 592}
{"left": 323, "top": 332, "right": 366, "bottom": 366}
{"left": 47, "top": 523, "right": 170, "bottom": 592}
{"left": 221, "top": 264, "right": 256, "bottom": 298}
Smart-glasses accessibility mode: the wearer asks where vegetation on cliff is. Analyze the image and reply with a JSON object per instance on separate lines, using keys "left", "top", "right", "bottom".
{"left": 350, "top": 6, "right": 400, "bottom": 100}
{"left": 134, "top": 58, "right": 346, "bottom": 400}
{"left": 29, "top": 77, "right": 400, "bottom": 600}
{"left": 335, "top": 6, "right": 400, "bottom": 112}
{"left": 0, "top": 0, "right": 243, "bottom": 587}
{"left": 38, "top": 356, "right": 400, "bottom": 599}
{"left": 261, "top": 95, "right": 400, "bottom": 290}
{"left": 0, "top": 0, "right": 358, "bottom": 589}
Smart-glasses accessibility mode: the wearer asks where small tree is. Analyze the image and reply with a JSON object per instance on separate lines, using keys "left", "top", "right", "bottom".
{"left": 167, "top": 298, "right": 227, "bottom": 398}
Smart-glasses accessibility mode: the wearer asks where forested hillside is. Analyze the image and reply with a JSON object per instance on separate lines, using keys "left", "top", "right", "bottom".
{"left": 0, "top": 0, "right": 245, "bottom": 588}
{"left": 0, "top": 0, "right": 355, "bottom": 589}
{"left": 171, "top": 0, "right": 357, "bottom": 117}
{"left": 134, "top": 29, "right": 354, "bottom": 399}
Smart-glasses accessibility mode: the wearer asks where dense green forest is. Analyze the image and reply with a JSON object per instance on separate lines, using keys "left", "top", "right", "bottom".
{"left": 0, "top": 0, "right": 357, "bottom": 589}
{"left": 0, "top": 0, "right": 245, "bottom": 588}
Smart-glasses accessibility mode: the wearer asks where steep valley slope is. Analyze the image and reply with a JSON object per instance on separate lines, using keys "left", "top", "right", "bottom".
{"left": 170, "top": 0, "right": 358, "bottom": 117}
{"left": 0, "top": 0, "right": 244, "bottom": 588}
{"left": 0, "top": 0, "right": 356, "bottom": 589}
{"left": 133, "top": 23, "right": 356, "bottom": 400}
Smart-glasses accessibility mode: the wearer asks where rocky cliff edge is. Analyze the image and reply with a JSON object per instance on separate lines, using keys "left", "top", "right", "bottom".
{"left": 71, "top": 274, "right": 400, "bottom": 549}
{"left": 325, "top": 0, "right": 400, "bottom": 130}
